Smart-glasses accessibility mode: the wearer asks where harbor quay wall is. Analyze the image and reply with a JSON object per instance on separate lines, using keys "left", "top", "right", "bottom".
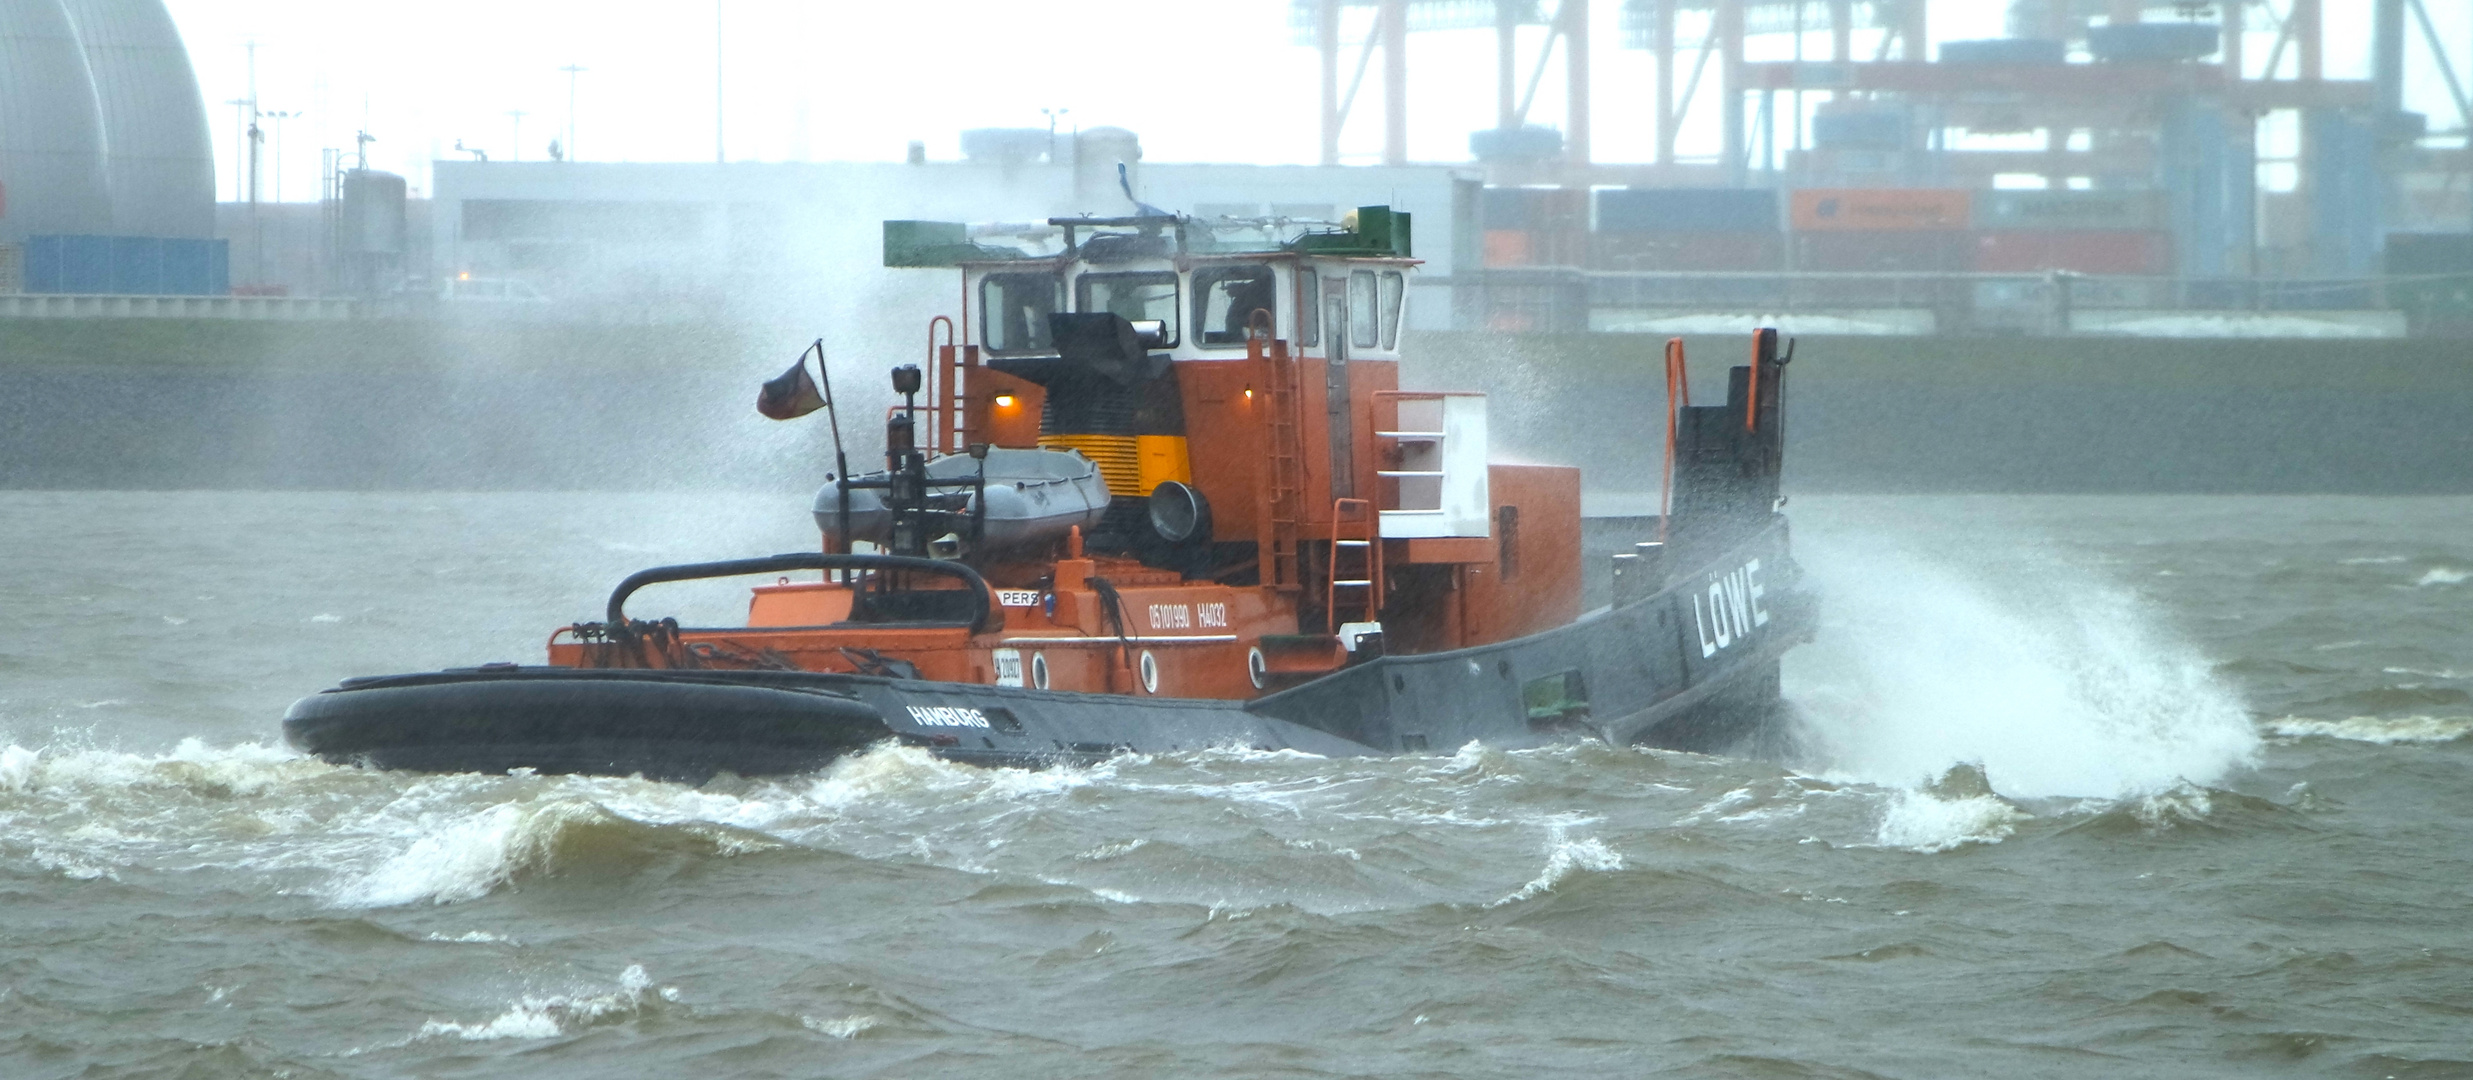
{"left": 3, "top": 319, "right": 2469, "bottom": 494}
{"left": 1410, "top": 332, "right": 2473, "bottom": 496}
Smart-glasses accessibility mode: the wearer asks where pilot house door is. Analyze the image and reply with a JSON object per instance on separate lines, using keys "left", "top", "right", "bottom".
{"left": 1322, "top": 283, "right": 1353, "bottom": 498}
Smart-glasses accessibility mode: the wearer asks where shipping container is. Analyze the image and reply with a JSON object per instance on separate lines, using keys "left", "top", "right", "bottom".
{"left": 1595, "top": 188, "right": 1778, "bottom": 234}
{"left": 2087, "top": 22, "right": 2218, "bottom": 63}
{"left": 1479, "top": 187, "right": 1588, "bottom": 232}
{"left": 1482, "top": 230, "right": 1533, "bottom": 268}
{"left": 2386, "top": 233, "right": 2473, "bottom": 275}
{"left": 1590, "top": 232, "right": 1784, "bottom": 272}
{"left": 1791, "top": 189, "right": 1971, "bottom": 232}
{"left": 2386, "top": 234, "right": 2473, "bottom": 329}
{"left": 1811, "top": 111, "right": 1911, "bottom": 152}
{"left": 1970, "top": 230, "right": 2170, "bottom": 275}
{"left": 1795, "top": 231, "right": 1970, "bottom": 273}
{"left": 1972, "top": 190, "right": 2164, "bottom": 232}
{"left": 1939, "top": 38, "right": 2067, "bottom": 64}
{"left": 1527, "top": 228, "right": 1590, "bottom": 268}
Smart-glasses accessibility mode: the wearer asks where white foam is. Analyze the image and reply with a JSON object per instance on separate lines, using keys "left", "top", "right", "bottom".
{"left": 5, "top": 738, "right": 326, "bottom": 801}
{"left": 2266, "top": 715, "right": 2473, "bottom": 745}
{"left": 418, "top": 964, "right": 657, "bottom": 1042}
{"left": 1494, "top": 828, "right": 1622, "bottom": 905}
{"left": 1872, "top": 789, "right": 2028, "bottom": 852}
{"left": 802, "top": 1014, "right": 879, "bottom": 1039}
{"left": 800, "top": 742, "right": 1106, "bottom": 812}
{"left": 334, "top": 802, "right": 543, "bottom": 907}
{"left": 2414, "top": 567, "right": 2468, "bottom": 587}
{"left": 2124, "top": 784, "right": 2217, "bottom": 828}
{"left": 1787, "top": 536, "right": 2258, "bottom": 800}
{"left": 0, "top": 745, "right": 37, "bottom": 792}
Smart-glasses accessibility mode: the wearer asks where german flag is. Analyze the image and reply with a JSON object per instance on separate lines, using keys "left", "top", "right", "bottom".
{"left": 757, "top": 355, "right": 827, "bottom": 420}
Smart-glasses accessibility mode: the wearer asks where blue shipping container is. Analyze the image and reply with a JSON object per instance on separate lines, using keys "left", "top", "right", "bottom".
{"left": 23, "top": 235, "right": 228, "bottom": 295}
{"left": 2088, "top": 23, "right": 2217, "bottom": 63}
{"left": 1812, "top": 111, "right": 1909, "bottom": 151}
{"left": 1595, "top": 188, "right": 1778, "bottom": 234}
{"left": 1939, "top": 38, "right": 2067, "bottom": 65}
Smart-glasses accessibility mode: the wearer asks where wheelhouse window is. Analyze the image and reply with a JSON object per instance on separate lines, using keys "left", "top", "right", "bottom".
{"left": 1380, "top": 270, "right": 1405, "bottom": 350}
{"left": 980, "top": 272, "right": 1061, "bottom": 354}
{"left": 1192, "top": 264, "right": 1277, "bottom": 348}
{"left": 1297, "top": 269, "right": 1320, "bottom": 346}
{"left": 1076, "top": 271, "right": 1180, "bottom": 347}
{"left": 1348, "top": 269, "right": 1379, "bottom": 349}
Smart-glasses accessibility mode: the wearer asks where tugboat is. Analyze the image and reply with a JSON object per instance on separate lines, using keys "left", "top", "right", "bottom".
{"left": 284, "top": 207, "right": 1812, "bottom": 782}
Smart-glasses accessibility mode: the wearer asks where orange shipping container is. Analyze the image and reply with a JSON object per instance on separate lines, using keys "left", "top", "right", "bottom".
{"left": 1970, "top": 230, "right": 2169, "bottom": 275}
{"left": 1792, "top": 188, "right": 1972, "bottom": 232}
{"left": 1482, "top": 229, "right": 1533, "bottom": 267}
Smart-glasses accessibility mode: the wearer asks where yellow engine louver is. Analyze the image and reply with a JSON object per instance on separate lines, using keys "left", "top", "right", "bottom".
{"left": 1040, "top": 434, "right": 1145, "bottom": 497}
{"left": 1040, "top": 434, "right": 1193, "bottom": 498}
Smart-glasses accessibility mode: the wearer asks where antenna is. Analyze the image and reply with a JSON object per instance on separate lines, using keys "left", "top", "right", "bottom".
{"left": 505, "top": 111, "right": 527, "bottom": 162}
{"left": 558, "top": 64, "right": 587, "bottom": 161}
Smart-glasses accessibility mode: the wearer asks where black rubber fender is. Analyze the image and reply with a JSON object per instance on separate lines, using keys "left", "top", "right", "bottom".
{"left": 284, "top": 668, "right": 893, "bottom": 783}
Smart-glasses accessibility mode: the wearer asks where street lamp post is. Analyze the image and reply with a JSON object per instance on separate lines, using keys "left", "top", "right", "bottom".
{"left": 263, "top": 110, "right": 300, "bottom": 202}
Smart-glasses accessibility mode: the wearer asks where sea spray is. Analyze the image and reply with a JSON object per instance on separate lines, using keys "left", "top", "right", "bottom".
{"left": 1785, "top": 533, "right": 2257, "bottom": 800}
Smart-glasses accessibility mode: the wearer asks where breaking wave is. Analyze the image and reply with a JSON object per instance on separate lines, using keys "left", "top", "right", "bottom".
{"left": 329, "top": 798, "right": 782, "bottom": 908}
{"left": 2265, "top": 715, "right": 2473, "bottom": 745}
{"left": 1494, "top": 827, "right": 1623, "bottom": 905}
{"left": 416, "top": 964, "right": 673, "bottom": 1042}
{"left": 1785, "top": 536, "right": 2259, "bottom": 801}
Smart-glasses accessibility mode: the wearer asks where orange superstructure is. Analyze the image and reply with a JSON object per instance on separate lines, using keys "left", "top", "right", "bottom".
{"left": 550, "top": 208, "right": 1585, "bottom": 704}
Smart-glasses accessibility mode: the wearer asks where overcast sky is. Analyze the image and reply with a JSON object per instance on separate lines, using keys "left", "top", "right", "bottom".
{"left": 165, "top": 0, "right": 2457, "bottom": 202}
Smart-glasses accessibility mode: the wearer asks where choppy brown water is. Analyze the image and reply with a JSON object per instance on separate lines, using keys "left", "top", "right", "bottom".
{"left": 2, "top": 492, "right": 2468, "bottom": 1078}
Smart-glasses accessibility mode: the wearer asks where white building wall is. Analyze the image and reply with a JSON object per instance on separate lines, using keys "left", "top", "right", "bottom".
{"left": 430, "top": 156, "right": 1463, "bottom": 354}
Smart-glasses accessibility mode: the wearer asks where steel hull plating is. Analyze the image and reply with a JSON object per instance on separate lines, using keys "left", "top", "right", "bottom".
{"left": 285, "top": 523, "right": 1806, "bottom": 778}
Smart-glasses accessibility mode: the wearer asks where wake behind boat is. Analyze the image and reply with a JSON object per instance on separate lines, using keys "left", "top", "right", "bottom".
{"left": 285, "top": 206, "right": 1812, "bottom": 781}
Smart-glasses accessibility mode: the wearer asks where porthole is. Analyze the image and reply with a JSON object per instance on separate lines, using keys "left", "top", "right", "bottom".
{"left": 1031, "top": 652, "right": 1050, "bottom": 690}
{"left": 1138, "top": 650, "right": 1160, "bottom": 694}
{"left": 1247, "top": 646, "right": 1268, "bottom": 690}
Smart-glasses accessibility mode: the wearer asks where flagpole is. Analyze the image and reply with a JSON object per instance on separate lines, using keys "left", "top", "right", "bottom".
{"left": 810, "top": 339, "right": 854, "bottom": 558}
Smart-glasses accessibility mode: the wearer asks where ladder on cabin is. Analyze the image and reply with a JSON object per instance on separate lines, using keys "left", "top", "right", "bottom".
{"left": 1257, "top": 337, "right": 1305, "bottom": 593}
{"left": 1327, "top": 498, "right": 1382, "bottom": 632}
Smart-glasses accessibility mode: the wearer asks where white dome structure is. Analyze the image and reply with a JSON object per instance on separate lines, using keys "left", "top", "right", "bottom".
{"left": 0, "top": 0, "right": 212, "bottom": 243}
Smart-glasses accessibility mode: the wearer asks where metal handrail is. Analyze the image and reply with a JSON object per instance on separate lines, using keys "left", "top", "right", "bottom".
{"left": 605, "top": 553, "right": 995, "bottom": 634}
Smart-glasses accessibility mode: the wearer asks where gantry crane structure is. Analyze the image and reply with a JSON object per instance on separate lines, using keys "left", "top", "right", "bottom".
{"left": 1299, "top": 0, "right": 2472, "bottom": 277}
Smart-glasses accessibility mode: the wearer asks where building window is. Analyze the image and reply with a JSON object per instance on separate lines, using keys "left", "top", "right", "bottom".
{"left": 1379, "top": 270, "right": 1405, "bottom": 350}
{"left": 1192, "top": 264, "right": 1276, "bottom": 348}
{"left": 981, "top": 272, "right": 1062, "bottom": 354}
{"left": 1496, "top": 505, "right": 1520, "bottom": 580}
{"left": 1076, "top": 271, "right": 1180, "bottom": 347}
